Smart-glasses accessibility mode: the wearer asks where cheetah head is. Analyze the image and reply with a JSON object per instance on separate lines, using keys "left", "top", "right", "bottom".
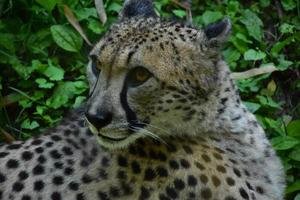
{"left": 85, "top": 0, "right": 232, "bottom": 149}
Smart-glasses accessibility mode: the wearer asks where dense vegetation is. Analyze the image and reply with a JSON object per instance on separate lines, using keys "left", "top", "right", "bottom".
{"left": 0, "top": 0, "right": 299, "bottom": 198}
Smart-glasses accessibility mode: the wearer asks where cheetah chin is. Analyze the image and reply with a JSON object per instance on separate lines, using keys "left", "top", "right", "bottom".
{"left": 86, "top": 118, "right": 143, "bottom": 149}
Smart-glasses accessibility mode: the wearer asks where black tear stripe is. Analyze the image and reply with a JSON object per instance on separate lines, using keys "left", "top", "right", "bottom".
{"left": 120, "top": 82, "right": 146, "bottom": 133}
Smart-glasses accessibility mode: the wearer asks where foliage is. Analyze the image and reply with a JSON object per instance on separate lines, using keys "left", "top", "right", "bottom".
{"left": 0, "top": 0, "right": 299, "bottom": 198}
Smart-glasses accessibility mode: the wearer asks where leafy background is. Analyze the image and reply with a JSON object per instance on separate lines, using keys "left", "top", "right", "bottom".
{"left": 0, "top": 0, "right": 299, "bottom": 198}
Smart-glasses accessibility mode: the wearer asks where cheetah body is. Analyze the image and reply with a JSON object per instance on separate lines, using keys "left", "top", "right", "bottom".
{"left": 0, "top": 1, "right": 285, "bottom": 199}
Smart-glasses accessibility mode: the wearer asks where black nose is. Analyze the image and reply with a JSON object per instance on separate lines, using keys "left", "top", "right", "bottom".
{"left": 85, "top": 111, "right": 113, "bottom": 130}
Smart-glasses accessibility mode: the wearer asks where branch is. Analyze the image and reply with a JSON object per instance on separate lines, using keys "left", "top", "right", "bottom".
{"left": 0, "top": 127, "right": 15, "bottom": 143}
{"left": 232, "top": 64, "right": 278, "bottom": 80}
{"left": 63, "top": 5, "right": 92, "bottom": 46}
{"left": 95, "top": 0, "right": 107, "bottom": 24}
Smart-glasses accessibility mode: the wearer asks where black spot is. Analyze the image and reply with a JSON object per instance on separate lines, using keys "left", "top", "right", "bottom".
{"left": 212, "top": 175, "right": 221, "bottom": 187}
{"left": 98, "top": 191, "right": 109, "bottom": 200}
{"left": 12, "top": 181, "right": 24, "bottom": 192}
{"left": 54, "top": 162, "right": 64, "bottom": 169}
{"left": 144, "top": 168, "right": 156, "bottom": 181}
{"left": 45, "top": 141, "right": 54, "bottom": 147}
{"left": 187, "top": 175, "right": 197, "bottom": 186}
{"left": 6, "top": 159, "right": 19, "bottom": 168}
{"left": 131, "top": 161, "right": 141, "bottom": 174}
{"left": 180, "top": 159, "right": 190, "bottom": 168}
{"left": 51, "top": 135, "right": 62, "bottom": 141}
{"left": 166, "top": 186, "right": 177, "bottom": 198}
{"left": 169, "top": 160, "right": 179, "bottom": 170}
{"left": 31, "top": 139, "right": 42, "bottom": 145}
{"left": 201, "top": 188, "right": 212, "bottom": 199}
{"left": 201, "top": 154, "right": 211, "bottom": 162}
{"left": 21, "top": 195, "right": 31, "bottom": 200}
{"left": 217, "top": 165, "right": 227, "bottom": 173}
{"left": 109, "top": 186, "right": 120, "bottom": 197}
{"left": 157, "top": 151, "right": 167, "bottom": 161}
{"left": 156, "top": 166, "right": 168, "bottom": 177}
{"left": 195, "top": 161, "right": 205, "bottom": 170}
{"left": 7, "top": 144, "right": 21, "bottom": 150}
{"left": 174, "top": 179, "right": 185, "bottom": 190}
{"left": 226, "top": 177, "right": 235, "bottom": 186}
{"left": 51, "top": 192, "right": 61, "bottom": 200}
{"left": 101, "top": 156, "right": 109, "bottom": 167}
{"left": 182, "top": 145, "right": 193, "bottom": 154}
{"left": 62, "top": 146, "right": 73, "bottom": 155}
{"left": 53, "top": 176, "right": 64, "bottom": 185}
{"left": 50, "top": 150, "right": 62, "bottom": 159}
{"left": 239, "top": 188, "right": 249, "bottom": 200}
{"left": 117, "top": 170, "right": 127, "bottom": 180}
{"left": 32, "top": 165, "right": 45, "bottom": 175}
{"left": 76, "top": 193, "right": 85, "bottom": 200}
{"left": 18, "top": 171, "right": 29, "bottom": 180}
{"left": 159, "top": 194, "right": 170, "bottom": 200}
{"left": 0, "top": 152, "right": 9, "bottom": 158}
{"left": 139, "top": 186, "right": 150, "bottom": 199}
{"left": 37, "top": 155, "right": 46, "bottom": 164}
{"left": 200, "top": 174, "right": 208, "bottom": 184}
{"left": 256, "top": 186, "right": 264, "bottom": 194}
{"left": 22, "top": 151, "right": 33, "bottom": 161}
{"left": 225, "top": 196, "right": 237, "bottom": 200}
{"left": 33, "top": 180, "right": 44, "bottom": 191}
{"left": 233, "top": 168, "right": 241, "bottom": 177}
{"left": 117, "top": 155, "right": 128, "bottom": 167}
{"left": 0, "top": 173, "right": 6, "bottom": 183}
{"left": 64, "top": 167, "right": 74, "bottom": 175}
{"left": 35, "top": 147, "right": 44, "bottom": 154}
{"left": 69, "top": 182, "right": 79, "bottom": 191}
{"left": 82, "top": 174, "right": 93, "bottom": 183}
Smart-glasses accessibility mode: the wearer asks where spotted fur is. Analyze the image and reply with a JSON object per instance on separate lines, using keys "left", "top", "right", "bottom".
{"left": 0, "top": 0, "right": 285, "bottom": 199}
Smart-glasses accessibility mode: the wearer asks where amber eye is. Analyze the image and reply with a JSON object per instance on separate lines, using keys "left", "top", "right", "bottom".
{"left": 127, "top": 67, "right": 152, "bottom": 87}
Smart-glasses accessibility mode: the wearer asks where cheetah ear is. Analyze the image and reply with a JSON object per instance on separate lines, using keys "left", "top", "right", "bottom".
{"left": 119, "top": 0, "right": 157, "bottom": 21}
{"left": 204, "top": 18, "right": 231, "bottom": 48}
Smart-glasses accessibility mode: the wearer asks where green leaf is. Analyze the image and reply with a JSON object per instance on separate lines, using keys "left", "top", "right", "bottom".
{"left": 243, "top": 101, "right": 261, "bottom": 113}
{"left": 256, "top": 95, "right": 282, "bottom": 109}
{"left": 223, "top": 48, "right": 241, "bottom": 69}
{"left": 281, "top": 0, "right": 297, "bottom": 11}
{"left": 21, "top": 119, "right": 40, "bottom": 130}
{"left": 35, "top": 78, "right": 54, "bottom": 89}
{"left": 240, "top": 10, "right": 263, "bottom": 41}
{"left": 277, "top": 54, "right": 293, "bottom": 70}
{"left": 295, "top": 193, "right": 300, "bottom": 200}
{"left": 287, "top": 120, "right": 300, "bottom": 137}
{"left": 289, "top": 146, "right": 300, "bottom": 161}
{"left": 87, "top": 18, "right": 105, "bottom": 34}
{"left": 50, "top": 25, "right": 83, "bottom": 52}
{"left": 43, "top": 60, "right": 64, "bottom": 81}
{"left": 74, "top": 8, "right": 97, "bottom": 21}
{"left": 173, "top": 9, "right": 186, "bottom": 18}
{"left": 35, "top": 0, "right": 59, "bottom": 12}
{"left": 0, "top": 33, "right": 15, "bottom": 52}
{"left": 280, "top": 23, "right": 295, "bottom": 34}
{"left": 202, "top": 11, "right": 223, "bottom": 25}
{"left": 260, "top": 0, "right": 271, "bottom": 7}
{"left": 107, "top": 2, "right": 122, "bottom": 13}
{"left": 271, "top": 36, "right": 295, "bottom": 57}
{"left": 244, "top": 49, "right": 266, "bottom": 61}
{"left": 73, "top": 96, "right": 86, "bottom": 108}
{"left": 46, "top": 81, "right": 88, "bottom": 109}
{"left": 271, "top": 136, "right": 299, "bottom": 150}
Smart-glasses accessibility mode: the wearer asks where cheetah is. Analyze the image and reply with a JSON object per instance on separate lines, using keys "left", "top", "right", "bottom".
{"left": 0, "top": 0, "right": 285, "bottom": 199}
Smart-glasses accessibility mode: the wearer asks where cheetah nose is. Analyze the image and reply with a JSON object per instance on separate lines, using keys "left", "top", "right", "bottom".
{"left": 85, "top": 111, "right": 113, "bottom": 130}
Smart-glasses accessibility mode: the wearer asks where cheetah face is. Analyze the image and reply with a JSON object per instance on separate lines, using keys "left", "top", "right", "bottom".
{"left": 85, "top": 0, "right": 231, "bottom": 149}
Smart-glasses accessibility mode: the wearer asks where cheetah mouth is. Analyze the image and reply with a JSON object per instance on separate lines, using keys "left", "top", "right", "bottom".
{"left": 97, "top": 133, "right": 128, "bottom": 142}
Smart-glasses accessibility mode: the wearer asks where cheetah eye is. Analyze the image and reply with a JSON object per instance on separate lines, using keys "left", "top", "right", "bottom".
{"left": 90, "top": 55, "right": 101, "bottom": 76}
{"left": 127, "top": 67, "right": 152, "bottom": 87}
